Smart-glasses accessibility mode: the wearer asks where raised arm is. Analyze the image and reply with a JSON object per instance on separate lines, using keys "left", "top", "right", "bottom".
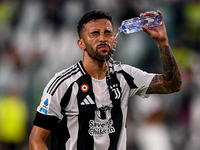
{"left": 29, "top": 125, "right": 51, "bottom": 150}
{"left": 140, "top": 10, "right": 182, "bottom": 94}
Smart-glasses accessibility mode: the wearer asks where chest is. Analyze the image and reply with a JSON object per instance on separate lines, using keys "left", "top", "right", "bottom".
{"left": 65, "top": 74, "right": 122, "bottom": 115}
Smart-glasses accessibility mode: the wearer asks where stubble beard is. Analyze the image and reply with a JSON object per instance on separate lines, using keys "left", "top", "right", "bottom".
{"left": 87, "top": 45, "right": 113, "bottom": 62}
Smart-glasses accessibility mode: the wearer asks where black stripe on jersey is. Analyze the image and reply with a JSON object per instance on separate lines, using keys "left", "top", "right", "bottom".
{"left": 77, "top": 75, "right": 97, "bottom": 113}
{"left": 60, "top": 82, "right": 74, "bottom": 114}
{"left": 117, "top": 70, "right": 138, "bottom": 89}
{"left": 107, "top": 72, "right": 123, "bottom": 150}
{"left": 47, "top": 64, "right": 76, "bottom": 94}
{"left": 109, "top": 100, "right": 122, "bottom": 150}
{"left": 50, "top": 83, "right": 74, "bottom": 150}
{"left": 77, "top": 110, "right": 95, "bottom": 150}
{"left": 51, "top": 115, "right": 69, "bottom": 150}
{"left": 77, "top": 75, "right": 96, "bottom": 150}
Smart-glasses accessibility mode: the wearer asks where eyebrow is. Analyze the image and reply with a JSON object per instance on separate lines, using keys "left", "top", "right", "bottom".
{"left": 105, "top": 29, "right": 112, "bottom": 32}
{"left": 91, "top": 29, "right": 112, "bottom": 33}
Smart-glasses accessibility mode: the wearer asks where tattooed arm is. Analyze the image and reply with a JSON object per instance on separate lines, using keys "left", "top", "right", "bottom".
{"left": 147, "top": 45, "right": 182, "bottom": 94}
{"left": 140, "top": 10, "right": 182, "bottom": 94}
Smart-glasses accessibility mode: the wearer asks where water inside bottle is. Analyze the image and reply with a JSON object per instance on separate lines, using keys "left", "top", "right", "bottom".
{"left": 119, "top": 18, "right": 144, "bottom": 34}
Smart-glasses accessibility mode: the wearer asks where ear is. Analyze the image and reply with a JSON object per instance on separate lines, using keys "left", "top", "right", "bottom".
{"left": 77, "top": 38, "right": 86, "bottom": 51}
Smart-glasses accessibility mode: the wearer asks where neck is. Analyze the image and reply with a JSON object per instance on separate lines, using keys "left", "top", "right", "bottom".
{"left": 82, "top": 55, "right": 109, "bottom": 80}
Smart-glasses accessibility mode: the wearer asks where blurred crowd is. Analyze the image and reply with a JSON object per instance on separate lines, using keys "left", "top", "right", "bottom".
{"left": 0, "top": 0, "right": 200, "bottom": 150}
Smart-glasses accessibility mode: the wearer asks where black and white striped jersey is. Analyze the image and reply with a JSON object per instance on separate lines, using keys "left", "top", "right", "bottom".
{"left": 34, "top": 61, "right": 155, "bottom": 150}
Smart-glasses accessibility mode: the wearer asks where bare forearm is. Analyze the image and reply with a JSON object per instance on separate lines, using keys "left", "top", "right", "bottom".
{"left": 29, "top": 126, "right": 51, "bottom": 150}
{"left": 159, "top": 44, "right": 182, "bottom": 91}
{"left": 29, "top": 138, "right": 48, "bottom": 150}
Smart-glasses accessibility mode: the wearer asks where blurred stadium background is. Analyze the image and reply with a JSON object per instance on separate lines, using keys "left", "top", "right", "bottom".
{"left": 0, "top": 0, "right": 200, "bottom": 150}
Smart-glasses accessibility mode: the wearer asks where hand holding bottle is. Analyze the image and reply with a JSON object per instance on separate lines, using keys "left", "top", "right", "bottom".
{"left": 140, "top": 10, "right": 168, "bottom": 47}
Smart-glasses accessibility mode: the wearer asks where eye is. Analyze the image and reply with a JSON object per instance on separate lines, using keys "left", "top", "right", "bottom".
{"left": 91, "top": 31, "right": 99, "bottom": 36}
{"left": 105, "top": 30, "right": 112, "bottom": 35}
{"left": 105, "top": 30, "right": 111, "bottom": 33}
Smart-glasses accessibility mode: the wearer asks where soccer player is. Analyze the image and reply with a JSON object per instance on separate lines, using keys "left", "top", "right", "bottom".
{"left": 29, "top": 9, "right": 182, "bottom": 150}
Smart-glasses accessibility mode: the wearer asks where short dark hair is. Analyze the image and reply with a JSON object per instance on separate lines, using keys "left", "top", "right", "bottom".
{"left": 77, "top": 9, "right": 113, "bottom": 38}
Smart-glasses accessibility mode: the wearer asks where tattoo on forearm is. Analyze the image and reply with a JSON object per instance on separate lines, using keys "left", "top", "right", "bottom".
{"left": 148, "top": 45, "right": 182, "bottom": 94}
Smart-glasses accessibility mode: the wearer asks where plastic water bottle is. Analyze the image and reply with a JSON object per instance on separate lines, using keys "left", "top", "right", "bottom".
{"left": 119, "top": 12, "right": 162, "bottom": 34}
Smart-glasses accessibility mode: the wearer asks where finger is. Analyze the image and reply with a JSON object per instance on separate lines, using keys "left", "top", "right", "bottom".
{"left": 139, "top": 13, "right": 144, "bottom": 17}
{"left": 157, "top": 10, "right": 162, "bottom": 16}
{"left": 157, "top": 10, "right": 164, "bottom": 22}
{"left": 157, "top": 10, "right": 163, "bottom": 18}
{"left": 143, "top": 11, "right": 155, "bottom": 16}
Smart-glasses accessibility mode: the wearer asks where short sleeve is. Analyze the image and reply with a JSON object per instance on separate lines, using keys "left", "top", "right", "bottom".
{"left": 122, "top": 65, "right": 155, "bottom": 98}
{"left": 34, "top": 72, "right": 66, "bottom": 130}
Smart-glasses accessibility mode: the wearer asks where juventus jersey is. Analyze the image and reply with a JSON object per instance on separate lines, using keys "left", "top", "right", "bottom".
{"left": 34, "top": 61, "right": 155, "bottom": 150}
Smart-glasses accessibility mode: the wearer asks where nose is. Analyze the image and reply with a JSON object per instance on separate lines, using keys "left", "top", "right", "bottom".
{"left": 99, "top": 33, "right": 107, "bottom": 42}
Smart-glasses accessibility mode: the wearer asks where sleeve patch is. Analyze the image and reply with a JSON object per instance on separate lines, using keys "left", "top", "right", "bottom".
{"left": 39, "top": 98, "right": 49, "bottom": 115}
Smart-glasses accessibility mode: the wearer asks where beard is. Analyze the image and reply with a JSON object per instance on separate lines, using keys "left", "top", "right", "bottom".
{"left": 86, "top": 43, "right": 113, "bottom": 62}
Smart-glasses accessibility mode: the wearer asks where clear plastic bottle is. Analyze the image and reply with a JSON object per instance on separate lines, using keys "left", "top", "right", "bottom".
{"left": 119, "top": 12, "right": 162, "bottom": 34}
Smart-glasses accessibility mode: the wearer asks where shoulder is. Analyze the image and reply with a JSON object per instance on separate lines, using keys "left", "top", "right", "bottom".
{"left": 44, "top": 61, "right": 84, "bottom": 96}
{"left": 55, "top": 62, "right": 81, "bottom": 77}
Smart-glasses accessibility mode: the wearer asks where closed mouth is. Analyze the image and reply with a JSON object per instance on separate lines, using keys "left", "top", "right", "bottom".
{"left": 97, "top": 44, "right": 110, "bottom": 51}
